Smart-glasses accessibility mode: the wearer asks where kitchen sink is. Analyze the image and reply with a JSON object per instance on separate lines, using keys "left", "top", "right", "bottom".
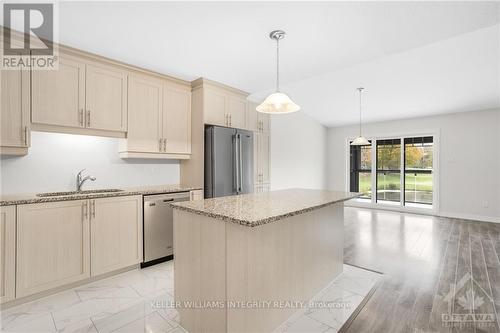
{"left": 36, "top": 189, "right": 124, "bottom": 197}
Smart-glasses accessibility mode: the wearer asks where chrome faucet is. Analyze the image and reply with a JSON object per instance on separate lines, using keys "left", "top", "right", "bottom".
{"left": 76, "top": 169, "right": 96, "bottom": 191}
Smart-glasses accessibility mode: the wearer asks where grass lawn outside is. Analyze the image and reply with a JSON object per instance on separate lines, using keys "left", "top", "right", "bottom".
{"left": 358, "top": 172, "right": 433, "bottom": 204}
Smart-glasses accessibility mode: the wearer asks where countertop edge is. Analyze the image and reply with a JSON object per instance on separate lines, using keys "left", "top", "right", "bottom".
{"left": 0, "top": 186, "right": 203, "bottom": 206}
{"left": 172, "top": 194, "right": 360, "bottom": 227}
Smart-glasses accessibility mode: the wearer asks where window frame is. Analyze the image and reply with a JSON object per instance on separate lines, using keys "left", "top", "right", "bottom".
{"left": 344, "top": 130, "right": 440, "bottom": 215}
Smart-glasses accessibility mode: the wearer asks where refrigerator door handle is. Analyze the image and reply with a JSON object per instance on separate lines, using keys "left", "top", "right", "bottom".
{"left": 238, "top": 134, "right": 243, "bottom": 193}
{"left": 233, "top": 134, "right": 239, "bottom": 194}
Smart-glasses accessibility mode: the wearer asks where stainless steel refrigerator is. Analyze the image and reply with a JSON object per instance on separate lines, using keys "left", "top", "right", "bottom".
{"left": 205, "top": 125, "right": 254, "bottom": 198}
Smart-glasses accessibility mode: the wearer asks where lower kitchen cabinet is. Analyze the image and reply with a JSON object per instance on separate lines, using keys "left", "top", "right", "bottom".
{"left": 90, "top": 195, "right": 143, "bottom": 276}
{"left": 16, "top": 200, "right": 90, "bottom": 298}
{"left": 0, "top": 206, "right": 16, "bottom": 303}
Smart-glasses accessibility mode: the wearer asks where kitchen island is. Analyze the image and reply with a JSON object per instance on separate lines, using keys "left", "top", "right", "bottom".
{"left": 172, "top": 189, "right": 359, "bottom": 333}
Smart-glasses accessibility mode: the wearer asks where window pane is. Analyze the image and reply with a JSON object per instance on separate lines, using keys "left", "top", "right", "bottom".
{"left": 350, "top": 142, "right": 372, "bottom": 199}
{"left": 404, "top": 137, "right": 433, "bottom": 206}
{"left": 376, "top": 139, "right": 401, "bottom": 204}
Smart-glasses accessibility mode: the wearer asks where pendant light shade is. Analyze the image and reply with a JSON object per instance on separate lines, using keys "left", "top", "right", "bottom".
{"left": 351, "top": 87, "right": 369, "bottom": 146}
{"left": 257, "top": 30, "right": 300, "bottom": 114}
{"left": 256, "top": 92, "right": 300, "bottom": 114}
{"left": 351, "top": 136, "right": 370, "bottom": 146}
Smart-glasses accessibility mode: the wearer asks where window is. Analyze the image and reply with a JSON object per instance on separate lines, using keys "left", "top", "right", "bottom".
{"left": 349, "top": 142, "right": 372, "bottom": 199}
{"left": 376, "top": 139, "right": 401, "bottom": 205}
{"left": 348, "top": 135, "right": 435, "bottom": 209}
{"left": 404, "top": 137, "right": 433, "bottom": 207}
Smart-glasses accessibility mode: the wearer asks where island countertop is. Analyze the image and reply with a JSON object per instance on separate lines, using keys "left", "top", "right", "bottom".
{"left": 171, "top": 189, "right": 360, "bottom": 227}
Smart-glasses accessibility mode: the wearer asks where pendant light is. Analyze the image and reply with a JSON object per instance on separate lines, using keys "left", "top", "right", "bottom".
{"left": 256, "top": 30, "right": 300, "bottom": 114}
{"left": 351, "top": 87, "right": 370, "bottom": 146}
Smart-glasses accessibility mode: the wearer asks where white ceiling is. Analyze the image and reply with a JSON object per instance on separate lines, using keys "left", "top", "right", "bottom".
{"left": 30, "top": 2, "right": 500, "bottom": 126}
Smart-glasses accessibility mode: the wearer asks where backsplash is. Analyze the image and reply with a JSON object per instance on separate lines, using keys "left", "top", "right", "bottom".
{"left": 0, "top": 132, "right": 180, "bottom": 194}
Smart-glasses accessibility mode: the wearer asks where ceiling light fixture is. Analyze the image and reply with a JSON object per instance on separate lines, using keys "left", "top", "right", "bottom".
{"left": 351, "top": 87, "right": 370, "bottom": 146}
{"left": 256, "top": 30, "right": 300, "bottom": 114}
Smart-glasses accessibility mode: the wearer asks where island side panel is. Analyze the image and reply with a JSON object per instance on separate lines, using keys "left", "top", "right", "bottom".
{"left": 173, "top": 209, "right": 227, "bottom": 333}
{"left": 226, "top": 203, "right": 344, "bottom": 332}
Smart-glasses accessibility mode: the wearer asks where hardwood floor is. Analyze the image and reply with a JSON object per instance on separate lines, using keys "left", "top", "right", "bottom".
{"left": 343, "top": 207, "right": 500, "bottom": 333}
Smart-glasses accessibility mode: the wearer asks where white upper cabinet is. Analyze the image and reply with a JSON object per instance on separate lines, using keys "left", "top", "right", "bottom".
{"left": 121, "top": 73, "right": 163, "bottom": 154}
{"left": 31, "top": 54, "right": 85, "bottom": 129}
{"left": 204, "top": 88, "right": 226, "bottom": 127}
{"left": 246, "top": 101, "right": 269, "bottom": 133}
{"left": 202, "top": 81, "right": 247, "bottom": 129}
{"left": 31, "top": 50, "right": 128, "bottom": 136}
{"left": 258, "top": 112, "right": 270, "bottom": 133}
{"left": 226, "top": 95, "right": 246, "bottom": 129}
{"left": 0, "top": 61, "right": 30, "bottom": 155}
{"left": 85, "top": 63, "right": 127, "bottom": 132}
{"left": 163, "top": 82, "right": 191, "bottom": 154}
{"left": 120, "top": 74, "right": 191, "bottom": 159}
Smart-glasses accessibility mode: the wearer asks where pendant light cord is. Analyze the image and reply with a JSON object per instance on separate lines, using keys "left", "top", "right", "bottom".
{"left": 358, "top": 88, "right": 363, "bottom": 136}
{"left": 276, "top": 38, "right": 280, "bottom": 92}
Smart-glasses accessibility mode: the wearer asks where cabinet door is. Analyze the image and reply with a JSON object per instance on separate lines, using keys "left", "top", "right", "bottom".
{"left": 0, "top": 65, "right": 30, "bottom": 150}
{"left": 256, "top": 133, "right": 270, "bottom": 184}
{"left": 246, "top": 101, "right": 259, "bottom": 132}
{"left": 226, "top": 96, "right": 246, "bottom": 129}
{"left": 90, "top": 196, "right": 142, "bottom": 276}
{"left": 126, "top": 74, "right": 163, "bottom": 152}
{"left": 204, "top": 88, "right": 226, "bottom": 126}
{"left": 16, "top": 200, "right": 90, "bottom": 298}
{"left": 258, "top": 112, "right": 270, "bottom": 133}
{"left": 85, "top": 63, "right": 127, "bottom": 132}
{"left": 0, "top": 206, "right": 16, "bottom": 303}
{"left": 163, "top": 82, "right": 191, "bottom": 154}
{"left": 31, "top": 55, "right": 85, "bottom": 128}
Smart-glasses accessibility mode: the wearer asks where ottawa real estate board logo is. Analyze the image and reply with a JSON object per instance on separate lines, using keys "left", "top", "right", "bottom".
{"left": 2, "top": 2, "right": 59, "bottom": 70}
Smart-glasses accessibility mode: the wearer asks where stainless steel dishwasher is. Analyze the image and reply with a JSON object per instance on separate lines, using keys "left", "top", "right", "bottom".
{"left": 142, "top": 191, "right": 190, "bottom": 267}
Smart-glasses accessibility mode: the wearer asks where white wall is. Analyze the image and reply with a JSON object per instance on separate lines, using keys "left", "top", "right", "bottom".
{"left": 0, "top": 132, "right": 180, "bottom": 194}
{"left": 270, "top": 112, "right": 328, "bottom": 190}
{"left": 327, "top": 109, "right": 500, "bottom": 222}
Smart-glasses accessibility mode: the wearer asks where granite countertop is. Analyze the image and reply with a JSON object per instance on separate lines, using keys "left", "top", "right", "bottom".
{"left": 172, "top": 189, "right": 360, "bottom": 227}
{"left": 0, "top": 184, "right": 202, "bottom": 206}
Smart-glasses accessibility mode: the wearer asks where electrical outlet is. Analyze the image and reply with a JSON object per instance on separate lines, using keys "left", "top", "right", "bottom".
{"left": 481, "top": 200, "right": 489, "bottom": 208}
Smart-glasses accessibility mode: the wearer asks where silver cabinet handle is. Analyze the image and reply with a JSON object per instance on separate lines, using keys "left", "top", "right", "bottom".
{"left": 86, "top": 110, "right": 91, "bottom": 127}
{"left": 91, "top": 200, "right": 96, "bottom": 218}
{"left": 229, "top": 114, "right": 232, "bottom": 126}
{"left": 79, "top": 109, "right": 84, "bottom": 126}
{"left": 225, "top": 114, "right": 229, "bottom": 126}
{"left": 159, "top": 138, "right": 162, "bottom": 152}
{"left": 163, "top": 138, "right": 167, "bottom": 152}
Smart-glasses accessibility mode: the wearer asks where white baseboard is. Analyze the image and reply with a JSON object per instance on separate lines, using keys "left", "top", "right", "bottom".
{"left": 438, "top": 211, "right": 500, "bottom": 224}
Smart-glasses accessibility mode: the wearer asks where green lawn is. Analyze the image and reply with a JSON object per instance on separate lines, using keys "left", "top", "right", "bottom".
{"left": 359, "top": 173, "right": 433, "bottom": 192}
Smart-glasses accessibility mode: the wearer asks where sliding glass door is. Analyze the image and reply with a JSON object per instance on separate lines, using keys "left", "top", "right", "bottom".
{"left": 376, "top": 139, "right": 401, "bottom": 205}
{"left": 404, "top": 137, "right": 433, "bottom": 207}
{"left": 350, "top": 135, "right": 435, "bottom": 210}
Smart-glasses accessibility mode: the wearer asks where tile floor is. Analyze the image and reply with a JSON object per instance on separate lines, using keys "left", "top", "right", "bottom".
{"left": 1, "top": 262, "right": 381, "bottom": 333}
